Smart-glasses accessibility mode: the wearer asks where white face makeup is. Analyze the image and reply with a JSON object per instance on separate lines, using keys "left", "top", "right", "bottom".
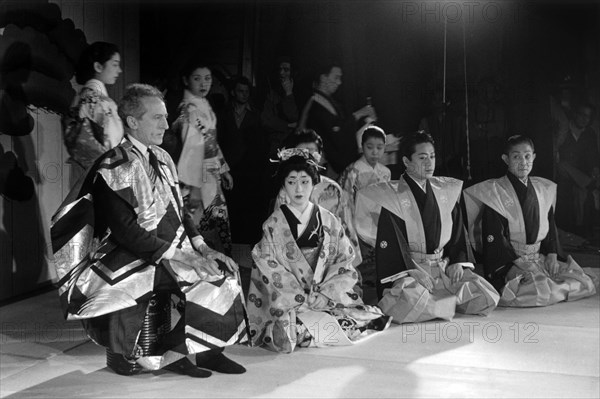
{"left": 283, "top": 170, "right": 314, "bottom": 211}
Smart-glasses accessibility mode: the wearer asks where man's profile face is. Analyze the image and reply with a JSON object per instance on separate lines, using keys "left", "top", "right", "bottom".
{"left": 130, "top": 96, "right": 169, "bottom": 146}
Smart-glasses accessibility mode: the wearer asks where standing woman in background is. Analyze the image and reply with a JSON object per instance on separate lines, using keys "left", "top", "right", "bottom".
{"left": 63, "top": 41, "right": 124, "bottom": 181}
{"left": 174, "top": 59, "right": 234, "bottom": 255}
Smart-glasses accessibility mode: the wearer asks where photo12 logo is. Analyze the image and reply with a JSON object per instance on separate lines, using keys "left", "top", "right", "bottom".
{"left": 401, "top": 320, "right": 540, "bottom": 344}
{"left": 398, "top": 1, "right": 522, "bottom": 25}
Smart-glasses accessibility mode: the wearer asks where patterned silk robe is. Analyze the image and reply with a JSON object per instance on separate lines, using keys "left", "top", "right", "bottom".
{"left": 51, "top": 140, "right": 247, "bottom": 370}
{"left": 63, "top": 79, "right": 124, "bottom": 174}
{"left": 247, "top": 204, "right": 389, "bottom": 353}
{"left": 354, "top": 175, "right": 499, "bottom": 324}
{"left": 464, "top": 174, "right": 596, "bottom": 307}
{"left": 275, "top": 175, "right": 362, "bottom": 267}
{"left": 175, "top": 90, "right": 232, "bottom": 255}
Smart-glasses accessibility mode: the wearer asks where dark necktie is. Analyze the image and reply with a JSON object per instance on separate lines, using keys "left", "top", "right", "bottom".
{"left": 147, "top": 147, "right": 163, "bottom": 183}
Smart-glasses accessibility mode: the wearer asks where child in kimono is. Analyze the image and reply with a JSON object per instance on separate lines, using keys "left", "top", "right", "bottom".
{"left": 339, "top": 125, "right": 391, "bottom": 208}
{"left": 247, "top": 149, "right": 390, "bottom": 353}
{"left": 354, "top": 132, "right": 499, "bottom": 324}
{"left": 339, "top": 125, "right": 391, "bottom": 284}
{"left": 463, "top": 135, "right": 596, "bottom": 307}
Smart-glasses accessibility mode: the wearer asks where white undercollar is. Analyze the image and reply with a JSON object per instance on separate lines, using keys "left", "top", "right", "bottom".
{"left": 288, "top": 202, "right": 314, "bottom": 225}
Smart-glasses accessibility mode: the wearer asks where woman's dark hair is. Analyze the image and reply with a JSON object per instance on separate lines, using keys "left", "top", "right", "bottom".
{"left": 275, "top": 155, "right": 321, "bottom": 189}
{"left": 400, "top": 131, "right": 435, "bottom": 159}
{"left": 503, "top": 135, "right": 535, "bottom": 155}
{"left": 312, "top": 61, "right": 341, "bottom": 85}
{"left": 285, "top": 129, "right": 323, "bottom": 153}
{"left": 75, "top": 41, "right": 120, "bottom": 85}
{"left": 361, "top": 125, "right": 386, "bottom": 145}
{"left": 181, "top": 58, "right": 211, "bottom": 80}
{"left": 229, "top": 75, "right": 252, "bottom": 92}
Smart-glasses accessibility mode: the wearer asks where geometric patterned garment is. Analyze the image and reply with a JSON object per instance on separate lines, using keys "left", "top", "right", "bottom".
{"left": 246, "top": 204, "right": 390, "bottom": 353}
{"left": 275, "top": 175, "right": 363, "bottom": 267}
{"left": 51, "top": 140, "right": 247, "bottom": 369}
{"left": 464, "top": 175, "right": 596, "bottom": 307}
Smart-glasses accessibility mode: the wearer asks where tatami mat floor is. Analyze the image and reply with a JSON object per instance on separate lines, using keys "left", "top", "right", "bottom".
{"left": 1, "top": 242, "right": 599, "bottom": 398}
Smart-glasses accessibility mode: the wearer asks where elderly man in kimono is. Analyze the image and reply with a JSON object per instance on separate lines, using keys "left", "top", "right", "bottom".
{"left": 463, "top": 135, "right": 596, "bottom": 307}
{"left": 354, "top": 132, "right": 499, "bottom": 324}
{"left": 51, "top": 84, "right": 247, "bottom": 378}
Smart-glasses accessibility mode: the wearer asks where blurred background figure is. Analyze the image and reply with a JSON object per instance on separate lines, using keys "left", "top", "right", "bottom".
{"left": 261, "top": 56, "right": 299, "bottom": 158}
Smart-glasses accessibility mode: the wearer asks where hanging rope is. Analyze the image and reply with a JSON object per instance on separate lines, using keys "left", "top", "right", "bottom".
{"left": 462, "top": 17, "right": 472, "bottom": 181}
{"left": 443, "top": 15, "right": 447, "bottom": 105}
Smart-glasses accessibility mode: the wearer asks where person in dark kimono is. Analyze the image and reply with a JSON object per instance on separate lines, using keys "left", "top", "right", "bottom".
{"left": 298, "top": 62, "right": 376, "bottom": 177}
{"left": 464, "top": 135, "right": 596, "bottom": 307}
{"left": 218, "top": 76, "right": 269, "bottom": 244}
{"left": 247, "top": 149, "right": 390, "bottom": 353}
{"left": 51, "top": 84, "right": 247, "bottom": 378}
{"left": 354, "top": 132, "right": 499, "bottom": 324}
{"left": 555, "top": 102, "right": 600, "bottom": 238}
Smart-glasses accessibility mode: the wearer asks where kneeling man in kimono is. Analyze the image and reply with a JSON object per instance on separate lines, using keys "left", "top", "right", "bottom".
{"left": 51, "top": 84, "right": 247, "bottom": 378}
{"left": 463, "top": 135, "right": 596, "bottom": 307}
{"left": 355, "top": 132, "right": 499, "bottom": 324}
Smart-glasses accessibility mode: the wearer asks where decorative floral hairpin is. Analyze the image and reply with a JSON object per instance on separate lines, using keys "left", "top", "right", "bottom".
{"left": 270, "top": 147, "right": 324, "bottom": 170}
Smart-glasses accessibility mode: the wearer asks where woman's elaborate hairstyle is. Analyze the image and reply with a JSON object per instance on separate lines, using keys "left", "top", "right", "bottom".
{"left": 274, "top": 151, "right": 321, "bottom": 189}
{"left": 75, "top": 41, "right": 120, "bottom": 85}
{"left": 503, "top": 135, "right": 535, "bottom": 155}
{"left": 400, "top": 131, "right": 435, "bottom": 159}
{"left": 361, "top": 125, "right": 386, "bottom": 145}
{"left": 285, "top": 128, "right": 323, "bottom": 154}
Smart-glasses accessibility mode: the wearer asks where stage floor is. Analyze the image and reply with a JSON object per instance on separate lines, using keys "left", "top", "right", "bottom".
{"left": 1, "top": 280, "right": 599, "bottom": 399}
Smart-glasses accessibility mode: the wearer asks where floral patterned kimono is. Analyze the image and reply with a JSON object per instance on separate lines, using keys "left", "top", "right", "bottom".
{"left": 63, "top": 79, "right": 124, "bottom": 177}
{"left": 247, "top": 203, "right": 390, "bottom": 353}
{"left": 175, "top": 89, "right": 232, "bottom": 255}
{"left": 275, "top": 175, "right": 362, "bottom": 267}
{"left": 464, "top": 173, "right": 596, "bottom": 307}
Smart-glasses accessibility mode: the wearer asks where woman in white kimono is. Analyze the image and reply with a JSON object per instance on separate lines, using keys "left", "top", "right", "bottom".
{"left": 463, "top": 135, "right": 596, "bottom": 307}
{"left": 173, "top": 60, "right": 234, "bottom": 255}
{"left": 247, "top": 149, "right": 390, "bottom": 353}
{"left": 63, "top": 41, "right": 124, "bottom": 180}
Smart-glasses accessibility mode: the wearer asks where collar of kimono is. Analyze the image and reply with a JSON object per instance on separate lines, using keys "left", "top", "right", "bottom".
{"left": 84, "top": 79, "right": 108, "bottom": 96}
{"left": 312, "top": 91, "right": 338, "bottom": 116}
{"left": 287, "top": 201, "right": 314, "bottom": 225}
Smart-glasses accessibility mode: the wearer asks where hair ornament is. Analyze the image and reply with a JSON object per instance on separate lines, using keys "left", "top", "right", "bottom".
{"left": 270, "top": 147, "right": 324, "bottom": 170}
